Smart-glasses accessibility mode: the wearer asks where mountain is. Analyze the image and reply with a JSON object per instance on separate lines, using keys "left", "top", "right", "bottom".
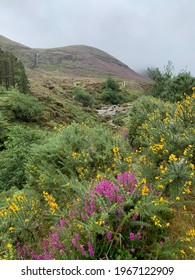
{"left": 0, "top": 35, "right": 145, "bottom": 80}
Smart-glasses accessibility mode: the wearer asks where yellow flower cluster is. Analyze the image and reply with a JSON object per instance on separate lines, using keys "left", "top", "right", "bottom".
{"left": 181, "top": 228, "right": 195, "bottom": 255}
{"left": 5, "top": 193, "right": 28, "bottom": 214}
{"left": 152, "top": 196, "right": 169, "bottom": 206}
{"left": 124, "top": 156, "right": 132, "bottom": 163}
{"left": 142, "top": 186, "right": 149, "bottom": 196}
{"left": 151, "top": 215, "right": 162, "bottom": 227}
{"left": 186, "top": 229, "right": 195, "bottom": 237}
{"left": 9, "top": 203, "right": 20, "bottom": 213}
{"left": 0, "top": 208, "right": 7, "bottom": 217}
{"left": 182, "top": 187, "right": 191, "bottom": 195}
{"left": 72, "top": 151, "right": 77, "bottom": 158}
{"left": 149, "top": 143, "right": 164, "bottom": 154}
{"left": 43, "top": 191, "right": 58, "bottom": 214}
{"left": 183, "top": 145, "right": 193, "bottom": 156}
{"left": 159, "top": 164, "right": 168, "bottom": 174}
{"left": 168, "top": 154, "right": 180, "bottom": 162}
{"left": 95, "top": 220, "right": 104, "bottom": 225}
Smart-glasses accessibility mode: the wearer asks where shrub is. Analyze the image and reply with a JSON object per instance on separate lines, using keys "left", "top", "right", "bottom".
{"left": 0, "top": 125, "right": 46, "bottom": 190}
{"left": 127, "top": 95, "right": 173, "bottom": 144}
{"left": 7, "top": 90, "right": 44, "bottom": 121}
{"left": 9, "top": 172, "right": 178, "bottom": 260}
{"left": 102, "top": 77, "right": 125, "bottom": 105}
{"left": 25, "top": 122, "right": 132, "bottom": 198}
{"left": 104, "top": 77, "right": 120, "bottom": 91}
{"left": 148, "top": 62, "right": 195, "bottom": 102}
{"left": 162, "top": 72, "right": 195, "bottom": 102}
{"left": 73, "top": 87, "right": 94, "bottom": 107}
{"left": 102, "top": 88, "right": 125, "bottom": 105}
{"left": 128, "top": 92, "right": 195, "bottom": 199}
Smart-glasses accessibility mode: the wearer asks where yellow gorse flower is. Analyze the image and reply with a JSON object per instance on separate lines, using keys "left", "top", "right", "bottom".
{"left": 186, "top": 229, "right": 195, "bottom": 237}
{"left": 95, "top": 220, "right": 104, "bottom": 225}
{"left": 142, "top": 186, "right": 149, "bottom": 196}
{"left": 0, "top": 209, "right": 7, "bottom": 217}
{"left": 190, "top": 163, "right": 195, "bottom": 170}
{"left": 6, "top": 243, "right": 12, "bottom": 249}
{"left": 72, "top": 152, "right": 77, "bottom": 158}
{"left": 151, "top": 215, "right": 162, "bottom": 227}
{"left": 149, "top": 144, "right": 164, "bottom": 154}
{"left": 113, "top": 147, "right": 119, "bottom": 153}
{"left": 43, "top": 191, "right": 58, "bottom": 214}
{"left": 180, "top": 250, "right": 186, "bottom": 255}
{"left": 169, "top": 154, "right": 179, "bottom": 162}
{"left": 96, "top": 173, "right": 102, "bottom": 179}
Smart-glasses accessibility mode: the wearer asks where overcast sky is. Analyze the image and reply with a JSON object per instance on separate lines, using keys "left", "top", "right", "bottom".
{"left": 0, "top": 0, "right": 195, "bottom": 75}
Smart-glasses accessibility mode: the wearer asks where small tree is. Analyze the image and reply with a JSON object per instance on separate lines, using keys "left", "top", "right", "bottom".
{"left": 102, "top": 77, "right": 125, "bottom": 104}
{"left": 162, "top": 71, "right": 195, "bottom": 102}
{"left": 104, "top": 77, "right": 120, "bottom": 91}
{"left": 148, "top": 62, "right": 195, "bottom": 102}
{"left": 73, "top": 87, "right": 94, "bottom": 107}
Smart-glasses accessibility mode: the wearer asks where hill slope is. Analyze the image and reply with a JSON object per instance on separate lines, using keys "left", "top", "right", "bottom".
{"left": 0, "top": 35, "right": 145, "bottom": 80}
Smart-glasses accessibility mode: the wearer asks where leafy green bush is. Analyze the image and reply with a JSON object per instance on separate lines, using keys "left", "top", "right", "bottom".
{"left": 7, "top": 90, "right": 44, "bottom": 121}
{"left": 148, "top": 63, "right": 195, "bottom": 102}
{"left": 102, "top": 77, "right": 125, "bottom": 105}
{"left": 73, "top": 87, "right": 94, "bottom": 107}
{"left": 162, "top": 72, "right": 195, "bottom": 102}
{"left": 0, "top": 125, "right": 46, "bottom": 190}
{"left": 102, "top": 88, "right": 125, "bottom": 105}
{"left": 104, "top": 77, "right": 120, "bottom": 91}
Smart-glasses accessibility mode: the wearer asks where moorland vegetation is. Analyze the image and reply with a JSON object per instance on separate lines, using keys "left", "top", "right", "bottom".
{"left": 0, "top": 49, "right": 194, "bottom": 260}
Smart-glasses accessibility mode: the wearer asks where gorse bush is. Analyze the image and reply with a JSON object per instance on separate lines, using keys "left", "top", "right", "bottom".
{"left": 25, "top": 122, "right": 132, "bottom": 197}
{"left": 0, "top": 125, "right": 46, "bottom": 190}
{"left": 0, "top": 88, "right": 45, "bottom": 122}
{"left": 127, "top": 91, "right": 195, "bottom": 199}
{"left": 8, "top": 90, "right": 45, "bottom": 121}
{"left": 127, "top": 95, "right": 173, "bottom": 145}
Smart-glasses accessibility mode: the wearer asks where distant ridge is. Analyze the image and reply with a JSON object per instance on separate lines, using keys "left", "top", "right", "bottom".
{"left": 0, "top": 35, "right": 146, "bottom": 80}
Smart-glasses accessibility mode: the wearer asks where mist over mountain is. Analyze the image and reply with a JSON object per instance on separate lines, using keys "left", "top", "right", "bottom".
{"left": 0, "top": 35, "right": 146, "bottom": 80}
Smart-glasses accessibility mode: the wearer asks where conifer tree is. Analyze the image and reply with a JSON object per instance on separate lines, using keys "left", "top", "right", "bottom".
{"left": 0, "top": 48, "right": 30, "bottom": 93}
